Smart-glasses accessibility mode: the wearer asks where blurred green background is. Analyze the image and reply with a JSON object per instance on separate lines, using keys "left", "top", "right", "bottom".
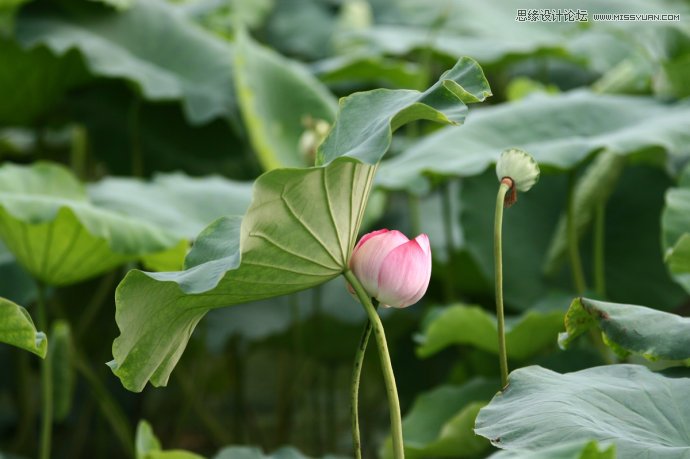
{"left": 1, "top": 0, "right": 689, "bottom": 457}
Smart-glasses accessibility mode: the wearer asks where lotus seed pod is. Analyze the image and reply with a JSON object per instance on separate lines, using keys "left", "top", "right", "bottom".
{"left": 495, "top": 148, "right": 540, "bottom": 192}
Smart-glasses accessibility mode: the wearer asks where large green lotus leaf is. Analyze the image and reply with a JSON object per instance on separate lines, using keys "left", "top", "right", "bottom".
{"left": 234, "top": 29, "right": 337, "bottom": 170}
{"left": 378, "top": 91, "right": 690, "bottom": 194}
{"left": 417, "top": 304, "right": 564, "bottom": 360}
{"left": 110, "top": 59, "right": 492, "bottom": 391}
{"left": 111, "top": 158, "right": 375, "bottom": 391}
{"left": 88, "top": 173, "right": 253, "bottom": 240}
{"left": 15, "top": 0, "right": 235, "bottom": 125}
{"left": 316, "top": 57, "right": 491, "bottom": 166}
{"left": 0, "top": 162, "right": 185, "bottom": 285}
{"left": 0, "top": 296, "right": 46, "bottom": 357}
{"left": 381, "top": 379, "right": 497, "bottom": 459}
{"left": 489, "top": 440, "right": 615, "bottom": 459}
{"left": 475, "top": 364, "right": 690, "bottom": 458}
{"left": 0, "top": 38, "right": 89, "bottom": 125}
{"left": 559, "top": 297, "right": 690, "bottom": 364}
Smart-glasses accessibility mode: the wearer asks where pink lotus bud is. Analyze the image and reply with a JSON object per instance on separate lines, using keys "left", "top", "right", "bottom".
{"left": 349, "top": 229, "right": 432, "bottom": 308}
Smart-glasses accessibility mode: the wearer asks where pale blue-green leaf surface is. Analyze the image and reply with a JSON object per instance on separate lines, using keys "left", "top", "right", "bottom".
{"left": 378, "top": 91, "right": 690, "bottom": 194}
{"left": 475, "top": 365, "right": 690, "bottom": 459}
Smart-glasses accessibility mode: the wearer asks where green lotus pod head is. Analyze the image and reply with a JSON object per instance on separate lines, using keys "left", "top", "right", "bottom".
{"left": 495, "top": 148, "right": 540, "bottom": 192}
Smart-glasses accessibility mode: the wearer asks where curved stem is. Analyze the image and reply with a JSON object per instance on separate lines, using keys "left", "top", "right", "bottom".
{"left": 567, "top": 172, "right": 587, "bottom": 295}
{"left": 350, "top": 311, "right": 375, "bottom": 459}
{"left": 343, "top": 270, "right": 404, "bottom": 459}
{"left": 494, "top": 181, "right": 510, "bottom": 389}
{"left": 36, "top": 282, "right": 52, "bottom": 459}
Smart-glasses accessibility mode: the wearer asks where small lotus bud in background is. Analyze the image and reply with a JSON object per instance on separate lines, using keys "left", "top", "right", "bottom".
{"left": 349, "top": 229, "right": 432, "bottom": 308}
{"left": 495, "top": 148, "right": 540, "bottom": 206}
{"left": 298, "top": 115, "right": 331, "bottom": 165}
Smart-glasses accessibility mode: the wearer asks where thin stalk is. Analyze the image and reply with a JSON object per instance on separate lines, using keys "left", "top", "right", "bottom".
{"left": 12, "top": 351, "right": 35, "bottom": 452}
{"left": 593, "top": 202, "right": 606, "bottom": 298}
{"left": 343, "top": 270, "right": 404, "bottom": 459}
{"left": 567, "top": 172, "right": 587, "bottom": 295}
{"left": 310, "top": 287, "right": 324, "bottom": 454}
{"left": 76, "top": 271, "right": 117, "bottom": 340}
{"left": 351, "top": 316, "right": 374, "bottom": 459}
{"left": 70, "top": 125, "right": 88, "bottom": 181}
{"left": 36, "top": 283, "right": 52, "bottom": 459}
{"left": 441, "top": 181, "right": 456, "bottom": 301}
{"left": 174, "top": 368, "right": 232, "bottom": 446}
{"left": 72, "top": 350, "right": 135, "bottom": 458}
{"left": 494, "top": 181, "right": 510, "bottom": 389}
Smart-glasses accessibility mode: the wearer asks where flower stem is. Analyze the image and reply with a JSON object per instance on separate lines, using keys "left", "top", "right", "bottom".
{"left": 344, "top": 270, "right": 404, "bottom": 459}
{"left": 36, "top": 282, "right": 53, "bottom": 459}
{"left": 567, "top": 172, "right": 587, "bottom": 295}
{"left": 593, "top": 202, "right": 606, "bottom": 298}
{"left": 350, "top": 309, "right": 375, "bottom": 459}
{"left": 494, "top": 180, "right": 511, "bottom": 389}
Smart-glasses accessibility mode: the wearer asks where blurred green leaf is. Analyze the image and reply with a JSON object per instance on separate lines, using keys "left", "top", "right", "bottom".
{"left": 665, "top": 234, "right": 690, "bottom": 293}
{"left": 50, "top": 320, "right": 74, "bottom": 421}
{"left": 475, "top": 364, "right": 690, "bottom": 458}
{"left": 0, "top": 162, "right": 185, "bottom": 285}
{"left": 488, "top": 440, "right": 615, "bottom": 459}
{"left": 88, "top": 172, "right": 253, "bottom": 240}
{"left": 416, "top": 304, "right": 564, "bottom": 360}
{"left": 263, "top": 0, "right": 336, "bottom": 60}
{"left": 378, "top": 91, "right": 690, "bottom": 194}
{"left": 89, "top": 0, "right": 133, "bottom": 10}
{"left": 135, "top": 420, "right": 205, "bottom": 459}
{"left": 559, "top": 297, "right": 690, "bottom": 365}
{"left": 381, "top": 379, "right": 497, "bottom": 459}
{"left": 543, "top": 151, "right": 626, "bottom": 275}
{"left": 234, "top": 29, "right": 337, "bottom": 169}
{"left": 16, "top": 0, "right": 236, "bottom": 125}
{"left": 662, "top": 167, "right": 690, "bottom": 293}
{"left": 312, "top": 55, "right": 426, "bottom": 89}
{"left": 214, "top": 446, "right": 346, "bottom": 459}
{"left": 0, "top": 296, "right": 46, "bottom": 357}
{"left": 0, "top": 38, "right": 89, "bottom": 125}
